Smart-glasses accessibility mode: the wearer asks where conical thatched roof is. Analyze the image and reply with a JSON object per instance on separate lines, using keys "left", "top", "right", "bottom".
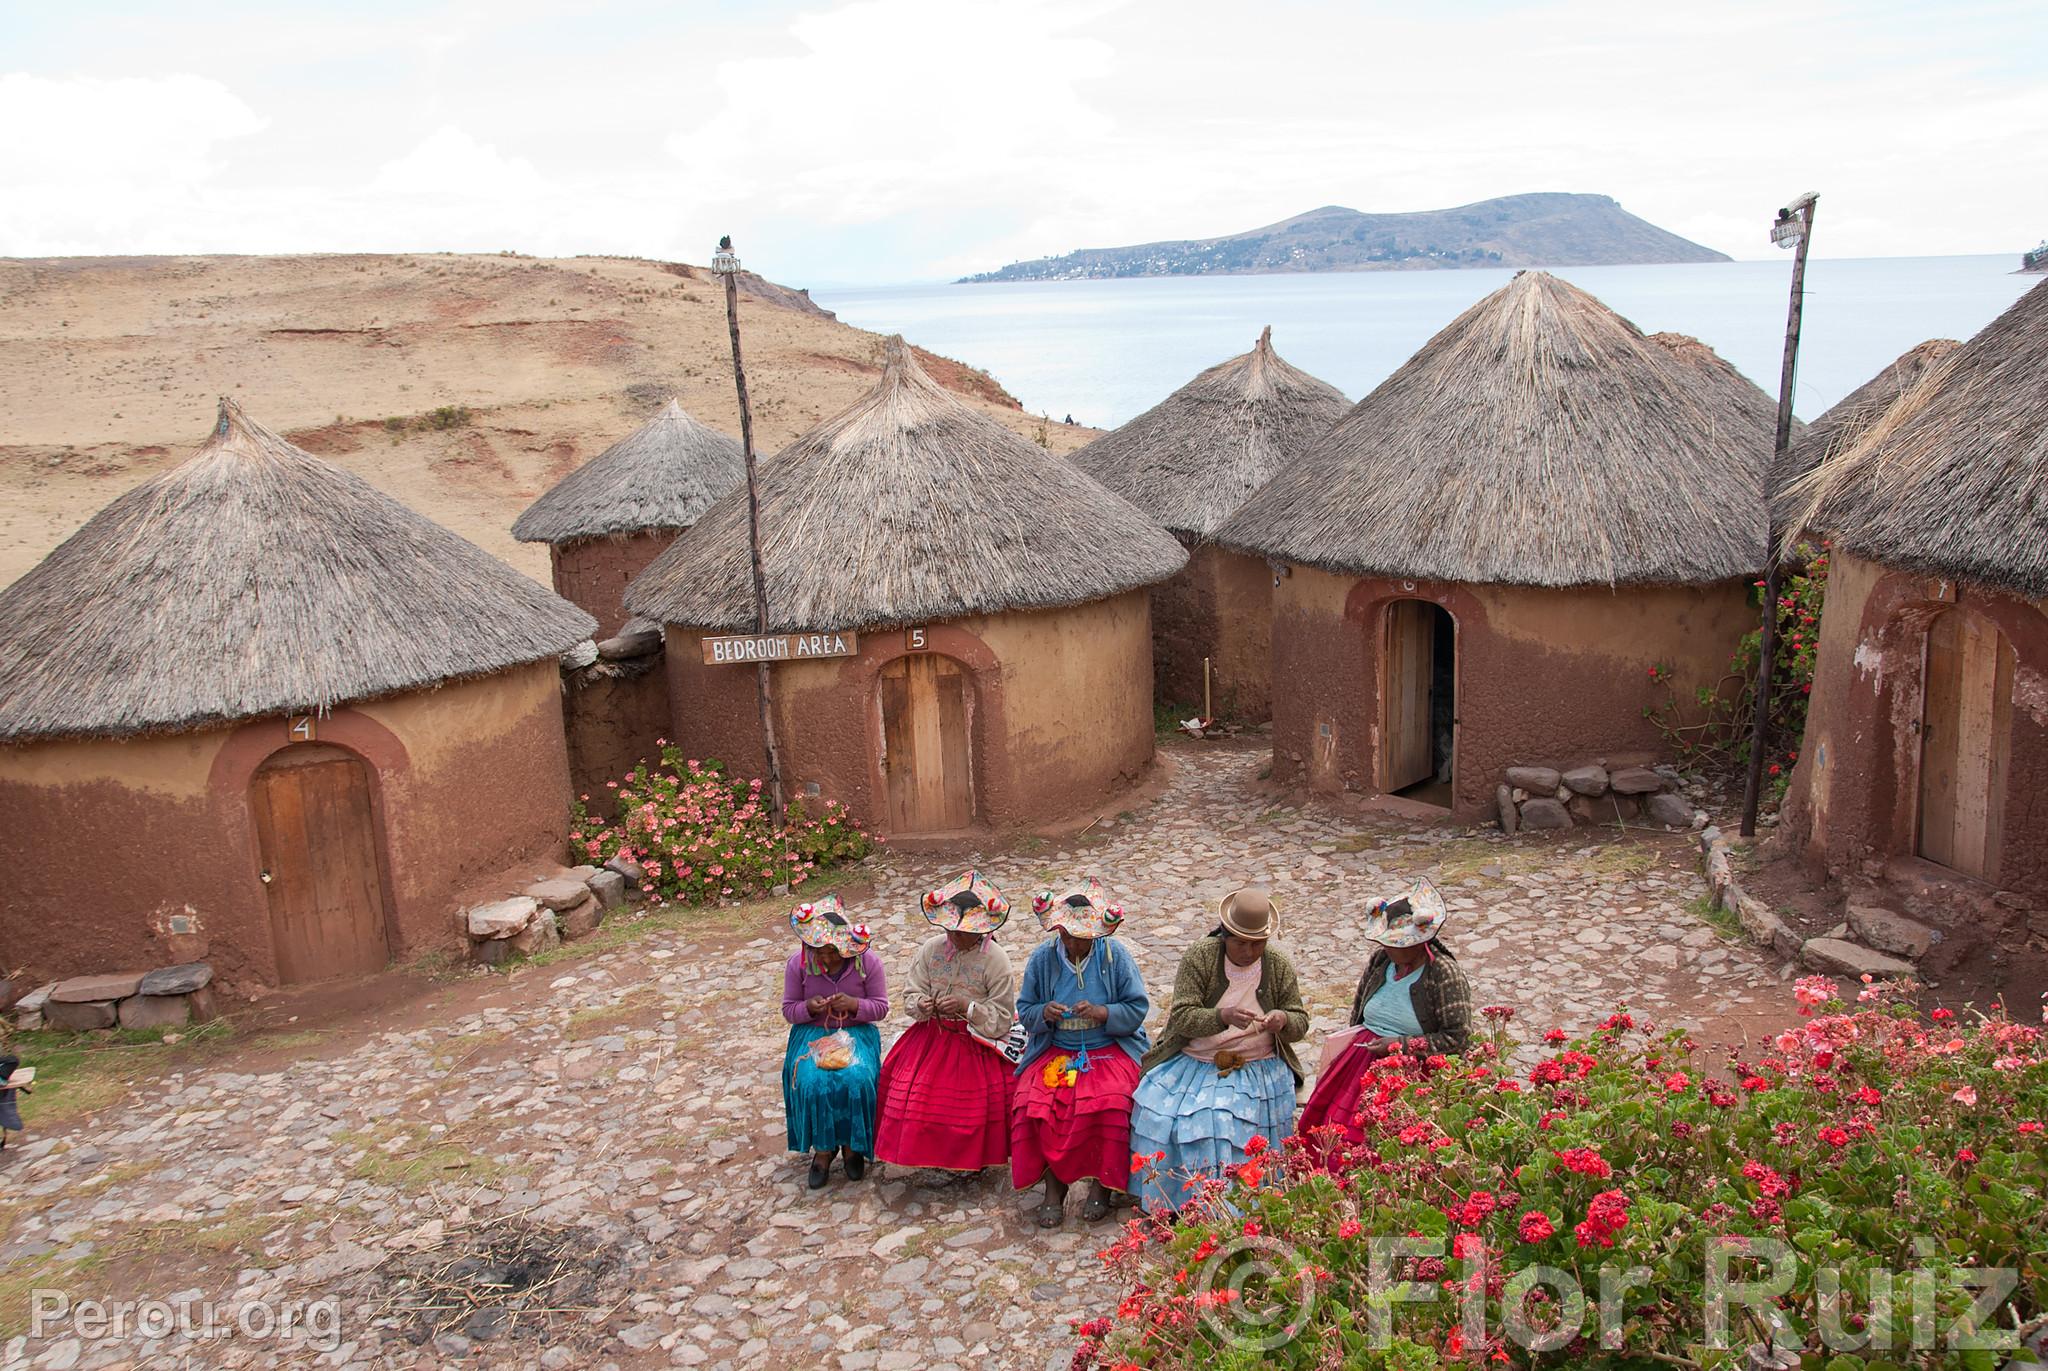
{"left": 0, "top": 400, "right": 596, "bottom": 742}
{"left": 1781, "top": 280, "right": 2048, "bottom": 598}
{"left": 1215, "top": 271, "right": 1777, "bottom": 586}
{"left": 625, "top": 337, "right": 1187, "bottom": 633}
{"left": 1769, "top": 339, "right": 1959, "bottom": 502}
{"left": 1070, "top": 328, "right": 1349, "bottom": 538}
{"left": 511, "top": 399, "right": 745, "bottom": 544}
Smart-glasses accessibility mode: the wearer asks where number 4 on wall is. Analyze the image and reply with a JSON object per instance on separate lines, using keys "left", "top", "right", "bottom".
{"left": 289, "top": 716, "right": 317, "bottom": 742}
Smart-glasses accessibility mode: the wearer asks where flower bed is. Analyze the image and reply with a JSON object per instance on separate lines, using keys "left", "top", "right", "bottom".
{"left": 1080, "top": 982, "right": 2046, "bottom": 1370}
{"left": 570, "top": 745, "right": 875, "bottom": 905}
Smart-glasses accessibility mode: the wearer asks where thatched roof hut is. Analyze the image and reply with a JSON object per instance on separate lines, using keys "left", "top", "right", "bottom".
{"left": 1071, "top": 327, "right": 1349, "bottom": 538}
{"left": 1771, "top": 339, "right": 1959, "bottom": 502}
{"left": 511, "top": 398, "right": 744, "bottom": 545}
{"left": 626, "top": 336, "right": 1186, "bottom": 632}
{"left": 0, "top": 399, "right": 595, "bottom": 742}
{"left": 1779, "top": 283, "right": 2046, "bottom": 598}
{"left": 1216, "top": 271, "right": 1778, "bottom": 586}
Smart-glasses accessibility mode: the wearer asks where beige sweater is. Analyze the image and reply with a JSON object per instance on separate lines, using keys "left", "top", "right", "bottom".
{"left": 902, "top": 934, "right": 1015, "bottom": 1042}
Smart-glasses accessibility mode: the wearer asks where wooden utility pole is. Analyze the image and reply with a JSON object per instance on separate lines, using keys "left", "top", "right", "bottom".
{"left": 713, "top": 235, "right": 786, "bottom": 829}
{"left": 1740, "top": 194, "right": 1818, "bottom": 838}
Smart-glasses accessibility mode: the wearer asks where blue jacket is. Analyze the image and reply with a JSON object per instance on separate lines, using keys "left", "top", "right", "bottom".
{"left": 1014, "top": 935, "right": 1150, "bottom": 1074}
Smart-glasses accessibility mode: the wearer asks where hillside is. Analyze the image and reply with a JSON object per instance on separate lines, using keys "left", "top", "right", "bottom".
{"left": 0, "top": 253, "right": 1088, "bottom": 590}
{"left": 962, "top": 193, "right": 1729, "bottom": 282}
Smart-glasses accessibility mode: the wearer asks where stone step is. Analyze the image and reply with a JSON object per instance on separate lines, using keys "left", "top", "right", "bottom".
{"left": 1800, "top": 937, "right": 1917, "bottom": 981}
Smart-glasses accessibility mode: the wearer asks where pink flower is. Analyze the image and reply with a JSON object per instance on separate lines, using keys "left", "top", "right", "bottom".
{"left": 1337, "top": 1219, "right": 1363, "bottom": 1240}
{"left": 1953, "top": 1085, "right": 1978, "bottom": 1107}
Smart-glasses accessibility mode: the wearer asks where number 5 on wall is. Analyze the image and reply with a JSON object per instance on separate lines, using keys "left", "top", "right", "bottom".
{"left": 906, "top": 628, "right": 928, "bottom": 652}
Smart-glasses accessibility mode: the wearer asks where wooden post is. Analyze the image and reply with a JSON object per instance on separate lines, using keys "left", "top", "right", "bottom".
{"left": 718, "top": 238, "right": 786, "bottom": 829}
{"left": 1740, "top": 196, "right": 1818, "bottom": 838}
{"left": 1203, "top": 657, "right": 1213, "bottom": 722}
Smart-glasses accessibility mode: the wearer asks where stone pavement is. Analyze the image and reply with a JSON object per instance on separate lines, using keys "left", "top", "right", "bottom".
{"left": 0, "top": 740, "right": 1786, "bottom": 1371}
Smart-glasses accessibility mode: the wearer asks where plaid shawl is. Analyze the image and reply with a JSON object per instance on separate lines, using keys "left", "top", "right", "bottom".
{"left": 1346, "top": 940, "right": 1473, "bottom": 1055}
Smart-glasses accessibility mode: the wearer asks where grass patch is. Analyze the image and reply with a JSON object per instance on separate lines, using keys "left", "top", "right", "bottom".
{"left": 1583, "top": 843, "right": 1662, "bottom": 879}
{"left": 338, "top": 1121, "right": 523, "bottom": 1190}
{"left": 1, "top": 1021, "right": 235, "bottom": 1126}
{"left": 429, "top": 1029, "right": 507, "bottom": 1069}
{"left": 1688, "top": 893, "right": 1744, "bottom": 942}
{"left": 562, "top": 988, "right": 654, "bottom": 1040}
{"left": 0, "top": 1245, "right": 99, "bottom": 1336}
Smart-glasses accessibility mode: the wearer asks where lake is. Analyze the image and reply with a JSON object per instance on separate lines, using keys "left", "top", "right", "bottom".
{"left": 815, "top": 256, "right": 2039, "bottom": 429}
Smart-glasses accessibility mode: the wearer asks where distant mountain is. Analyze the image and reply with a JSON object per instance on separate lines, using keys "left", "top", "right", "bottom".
{"left": 960, "top": 193, "right": 1730, "bottom": 282}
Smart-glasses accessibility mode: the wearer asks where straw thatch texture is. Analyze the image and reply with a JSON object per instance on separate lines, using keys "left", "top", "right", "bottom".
{"left": 625, "top": 337, "right": 1186, "bottom": 632}
{"left": 0, "top": 401, "right": 596, "bottom": 742}
{"left": 511, "top": 399, "right": 745, "bottom": 544}
{"left": 1770, "top": 339, "right": 1959, "bottom": 502}
{"left": 1215, "top": 271, "right": 1777, "bottom": 586}
{"left": 1070, "top": 328, "right": 1349, "bottom": 537}
{"left": 1781, "top": 280, "right": 2048, "bottom": 598}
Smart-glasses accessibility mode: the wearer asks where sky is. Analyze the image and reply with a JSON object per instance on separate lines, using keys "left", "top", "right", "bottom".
{"left": 2, "top": 0, "right": 2044, "bottom": 286}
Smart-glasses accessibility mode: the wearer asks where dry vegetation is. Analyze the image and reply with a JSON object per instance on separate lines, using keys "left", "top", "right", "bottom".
{"left": 0, "top": 252, "right": 1094, "bottom": 590}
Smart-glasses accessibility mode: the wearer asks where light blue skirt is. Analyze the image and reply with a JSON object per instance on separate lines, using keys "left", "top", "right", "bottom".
{"left": 783, "top": 1023, "right": 881, "bottom": 1156}
{"left": 1129, "top": 1052, "right": 1295, "bottom": 1212}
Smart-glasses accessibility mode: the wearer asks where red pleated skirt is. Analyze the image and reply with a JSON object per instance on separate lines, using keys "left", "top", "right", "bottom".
{"left": 1297, "top": 1029, "right": 1382, "bottom": 1158}
{"left": 874, "top": 1019, "right": 1015, "bottom": 1171}
{"left": 1009, "top": 1043, "right": 1139, "bottom": 1192}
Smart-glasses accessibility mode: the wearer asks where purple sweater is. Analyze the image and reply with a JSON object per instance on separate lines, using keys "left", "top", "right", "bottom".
{"left": 782, "top": 949, "right": 889, "bottom": 1027}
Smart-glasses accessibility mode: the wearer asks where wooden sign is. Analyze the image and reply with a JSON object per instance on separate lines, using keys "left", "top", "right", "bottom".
{"left": 701, "top": 631, "right": 859, "bottom": 665}
{"left": 288, "top": 715, "right": 317, "bottom": 742}
{"left": 905, "top": 627, "right": 930, "bottom": 651}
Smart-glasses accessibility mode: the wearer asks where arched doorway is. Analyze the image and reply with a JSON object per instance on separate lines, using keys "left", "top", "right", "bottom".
{"left": 1916, "top": 608, "right": 2014, "bottom": 880}
{"left": 878, "top": 654, "right": 975, "bottom": 834}
{"left": 1380, "top": 599, "right": 1456, "bottom": 806}
{"left": 249, "top": 744, "right": 393, "bottom": 982}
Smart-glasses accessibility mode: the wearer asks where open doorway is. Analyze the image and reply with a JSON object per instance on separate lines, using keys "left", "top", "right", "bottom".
{"left": 1380, "top": 600, "right": 1456, "bottom": 807}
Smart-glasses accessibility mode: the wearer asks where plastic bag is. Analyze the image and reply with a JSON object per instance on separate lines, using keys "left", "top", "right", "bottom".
{"left": 807, "top": 1029, "right": 855, "bottom": 1071}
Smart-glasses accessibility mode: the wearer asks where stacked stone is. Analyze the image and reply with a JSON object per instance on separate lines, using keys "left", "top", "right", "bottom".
{"left": 11, "top": 962, "right": 215, "bottom": 1032}
{"left": 1495, "top": 763, "right": 1699, "bottom": 835}
{"left": 560, "top": 618, "right": 663, "bottom": 676}
{"left": 462, "top": 859, "right": 635, "bottom": 965}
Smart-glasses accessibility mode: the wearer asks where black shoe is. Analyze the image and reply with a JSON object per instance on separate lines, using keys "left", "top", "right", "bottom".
{"left": 843, "top": 1150, "right": 867, "bottom": 1181}
{"left": 807, "top": 1156, "right": 831, "bottom": 1190}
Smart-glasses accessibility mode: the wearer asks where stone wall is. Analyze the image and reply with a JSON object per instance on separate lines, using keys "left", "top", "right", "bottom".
{"left": 1494, "top": 761, "right": 1704, "bottom": 834}
{"left": 11, "top": 962, "right": 217, "bottom": 1033}
{"left": 560, "top": 618, "right": 670, "bottom": 815}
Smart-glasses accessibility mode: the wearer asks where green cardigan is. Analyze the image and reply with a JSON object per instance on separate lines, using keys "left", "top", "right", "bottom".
{"left": 1141, "top": 936, "right": 1312, "bottom": 1084}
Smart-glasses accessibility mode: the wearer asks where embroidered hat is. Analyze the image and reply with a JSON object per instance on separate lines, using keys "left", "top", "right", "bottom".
{"left": 1361, "top": 877, "right": 1448, "bottom": 948}
{"left": 1219, "top": 887, "right": 1278, "bottom": 939}
{"left": 789, "top": 893, "right": 871, "bottom": 954}
{"left": 921, "top": 870, "right": 1011, "bottom": 934}
{"left": 1031, "top": 877, "right": 1124, "bottom": 939}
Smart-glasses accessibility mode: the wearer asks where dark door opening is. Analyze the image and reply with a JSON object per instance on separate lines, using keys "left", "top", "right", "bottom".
{"left": 1381, "top": 600, "right": 1456, "bottom": 808}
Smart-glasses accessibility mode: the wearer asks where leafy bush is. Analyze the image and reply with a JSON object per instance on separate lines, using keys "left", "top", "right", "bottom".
{"left": 569, "top": 745, "right": 874, "bottom": 905}
{"left": 1079, "top": 981, "right": 2045, "bottom": 1370}
{"left": 1645, "top": 542, "right": 1829, "bottom": 804}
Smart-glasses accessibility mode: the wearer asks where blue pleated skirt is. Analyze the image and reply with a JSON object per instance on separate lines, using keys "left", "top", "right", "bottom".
{"left": 783, "top": 1023, "right": 881, "bottom": 1156}
{"left": 1129, "top": 1052, "right": 1296, "bottom": 1212}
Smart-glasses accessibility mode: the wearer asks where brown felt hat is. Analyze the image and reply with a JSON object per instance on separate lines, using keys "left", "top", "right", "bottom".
{"left": 1219, "top": 887, "right": 1277, "bottom": 939}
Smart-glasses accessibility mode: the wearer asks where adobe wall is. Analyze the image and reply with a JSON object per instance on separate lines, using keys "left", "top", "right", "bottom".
{"left": 0, "top": 662, "right": 573, "bottom": 993}
{"left": 1150, "top": 544, "right": 1274, "bottom": 722}
{"left": 1268, "top": 565, "right": 1755, "bottom": 819}
{"left": 553, "top": 531, "right": 679, "bottom": 639}
{"left": 659, "top": 589, "right": 1156, "bottom": 834}
{"left": 1778, "top": 551, "right": 2048, "bottom": 912}
{"left": 563, "top": 664, "right": 671, "bottom": 813}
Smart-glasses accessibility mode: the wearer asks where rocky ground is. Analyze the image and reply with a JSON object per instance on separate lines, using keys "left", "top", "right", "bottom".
{"left": 0, "top": 740, "right": 1796, "bottom": 1370}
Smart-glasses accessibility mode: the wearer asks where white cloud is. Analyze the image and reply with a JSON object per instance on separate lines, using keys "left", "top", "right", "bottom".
{"left": 370, "top": 125, "right": 549, "bottom": 198}
{"left": 0, "top": 73, "right": 265, "bottom": 188}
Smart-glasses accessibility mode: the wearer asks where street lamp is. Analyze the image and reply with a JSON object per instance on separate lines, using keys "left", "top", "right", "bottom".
{"left": 712, "top": 235, "right": 786, "bottom": 829}
{"left": 1739, "top": 193, "right": 1818, "bottom": 838}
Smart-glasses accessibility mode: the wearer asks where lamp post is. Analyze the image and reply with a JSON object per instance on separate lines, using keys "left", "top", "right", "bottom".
{"left": 711, "top": 235, "right": 786, "bottom": 830}
{"left": 1739, "top": 193, "right": 1818, "bottom": 838}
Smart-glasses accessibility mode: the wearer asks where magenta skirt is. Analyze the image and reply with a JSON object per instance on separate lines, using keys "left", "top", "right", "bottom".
{"left": 1297, "top": 1029, "right": 1382, "bottom": 1157}
{"left": 1010, "top": 1043, "right": 1140, "bottom": 1192}
{"left": 875, "top": 1019, "right": 1014, "bottom": 1171}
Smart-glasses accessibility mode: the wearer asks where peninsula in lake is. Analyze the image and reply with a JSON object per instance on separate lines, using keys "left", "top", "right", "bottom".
{"left": 960, "top": 193, "right": 1730, "bottom": 282}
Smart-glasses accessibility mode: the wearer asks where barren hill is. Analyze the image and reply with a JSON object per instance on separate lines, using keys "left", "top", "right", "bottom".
{"left": 0, "top": 253, "right": 1087, "bottom": 590}
{"left": 963, "top": 193, "right": 1729, "bottom": 281}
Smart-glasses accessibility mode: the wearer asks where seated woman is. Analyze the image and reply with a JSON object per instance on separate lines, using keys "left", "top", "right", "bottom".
{"left": 780, "top": 895, "right": 889, "bottom": 1189}
{"left": 1131, "top": 888, "right": 1308, "bottom": 1214}
{"left": 1011, "top": 878, "right": 1150, "bottom": 1227}
{"left": 1298, "top": 878, "right": 1472, "bottom": 1155}
{"left": 874, "top": 870, "right": 1019, "bottom": 1174}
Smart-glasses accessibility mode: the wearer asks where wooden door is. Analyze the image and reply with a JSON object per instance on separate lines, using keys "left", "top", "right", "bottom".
{"left": 1917, "top": 610, "right": 2015, "bottom": 880}
{"left": 879, "top": 655, "right": 973, "bottom": 834}
{"left": 250, "top": 745, "right": 391, "bottom": 983}
{"left": 1381, "top": 600, "right": 1435, "bottom": 791}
